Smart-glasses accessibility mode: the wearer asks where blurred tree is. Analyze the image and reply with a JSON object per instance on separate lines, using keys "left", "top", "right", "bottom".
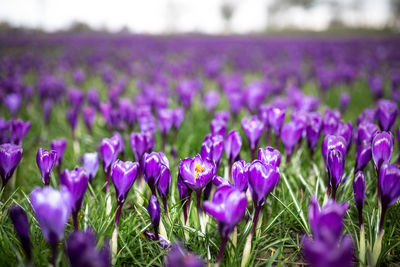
{"left": 220, "top": 1, "right": 235, "bottom": 33}
{"left": 67, "top": 22, "right": 93, "bottom": 33}
{"left": 390, "top": 0, "right": 400, "bottom": 29}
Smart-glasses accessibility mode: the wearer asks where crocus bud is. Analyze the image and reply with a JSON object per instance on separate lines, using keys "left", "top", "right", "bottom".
{"left": 203, "top": 186, "right": 247, "bottom": 263}
{"left": 303, "top": 196, "right": 353, "bottom": 267}
{"left": 111, "top": 160, "right": 139, "bottom": 204}
{"left": 203, "top": 91, "right": 220, "bottom": 111}
{"left": 267, "top": 107, "right": 285, "bottom": 136}
{"left": 9, "top": 205, "right": 31, "bottom": 259}
{"left": 241, "top": 116, "right": 264, "bottom": 159}
{"left": 336, "top": 121, "right": 353, "bottom": 151}
{"left": 9, "top": 119, "right": 30, "bottom": 145}
{"left": 4, "top": 93, "right": 21, "bottom": 116}
{"left": 258, "top": 147, "right": 281, "bottom": 168}
{"left": 224, "top": 130, "right": 242, "bottom": 163}
{"left": 306, "top": 112, "right": 323, "bottom": 153}
{"left": 353, "top": 171, "right": 365, "bottom": 221}
{"left": 0, "top": 143, "right": 23, "bottom": 189}
{"left": 67, "top": 88, "right": 84, "bottom": 110}
{"left": 213, "top": 175, "right": 232, "bottom": 187}
{"left": 339, "top": 93, "right": 350, "bottom": 112}
{"left": 356, "top": 122, "right": 379, "bottom": 146}
{"left": 357, "top": 108, "right": 375, "bottom": 125}
{"left": 158, "top": 108, "right": 174, "bottom": 135}
{"left": 322, "top": 135, "right": 347, "bottom": 164}
{"left": 130, "top": 131, "right": 154, "bottom": 162}
{"left": 157, "top": 165, "right": 171, "bottom": 215}
{"left": 323, "top": 109, "right": 340, "bottom": 136}
{"left": 179, "top": 154, "right": 215, "bottom": 194}
{"left": 210, "top": 118, "right": 227, "bottom": 137}
{"left": 82, "top": 106, "right": 96, "bottom": 133}
{"left": 141, "top": 152, "right": 166, "bottom": 195}
{"left": 29, "top": 186, "right": 72, "bottom": 245}
{"left": 214, "top": 110, "right": 230, "bottom": 123}
{"left": 83, "top": 152, "right": 99, "bottom": 182}
{"left": 100, "top": 138, "right": 119, "bottom": 191}
{"left": 376, "top": 99, "right": 398, "bottom": 131}
{"left": 147, "top": 195, "right": 161, "bottom": 240}
{"left": 36, "top": 148, "right": 57, "bottom": 186}
{"left": 327, "top": 149, "right": 345, "bottom": 199}
{"left": 281, "top": 122, "right": 303, "bottom": 161}
{"left": 50, "top": 138, "right": 67, "bottom": 170}
{"left": 372, "top": 131, "right": 394, "bottom": 171}
{"left": 66, "top": 230, "right": 110, "bottom": 267}
{"left": 87, "top": 88, "right": 100, "bottom": 109}
{"left": 60, "top": 168, "right": 88, "bottom": 213}
{"left": 355, "top": 141, "right": 372, "bottom": 171}
{"left": 173, "top": 107, "right": 184, "bottom": 130}
{"left": 66, "top": 108, "right": 78, "bottom": 132}
{"left": 200, "top": 134, "right": 224, "bottom": 167}
{"left": 231, "top": 160, "right": 249, "bottom": 193}
{"left": 166, "top": 242, "right": 205, "bottom": 267}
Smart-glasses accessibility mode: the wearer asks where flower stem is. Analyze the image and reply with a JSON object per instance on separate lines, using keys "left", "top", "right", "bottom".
{"left": 105, "top": 167, "right": 110, "bottom": 193}
{"left": 115, "top": 202, "right": 123, "bottom": 227}
{"left": 250, "top": 205, "right": 261, "bottom": 236}
{"left": 72, "top": 211, "right": 78, "bottom": 231}
{"left": 379, "top": 205, "right": 387, "bottom": 233}
{"left": 50, "top": 242, "right": 57, "bottom": 267}
{"left": 216, "top": 236, "right": 227, "bottom": 265}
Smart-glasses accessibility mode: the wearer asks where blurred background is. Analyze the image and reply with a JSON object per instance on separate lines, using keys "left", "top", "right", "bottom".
{"left": 0, "top": 0, "right": 399, "bottom": 34}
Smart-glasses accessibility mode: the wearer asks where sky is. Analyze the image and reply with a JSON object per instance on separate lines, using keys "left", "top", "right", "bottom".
{"left": 0, "top": 0, "right": 392, "bottom": 33}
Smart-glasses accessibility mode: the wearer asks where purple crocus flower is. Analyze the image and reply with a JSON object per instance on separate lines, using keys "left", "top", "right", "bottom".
{"left": 43, "top": 99, "right": 53, "bottom": 124}
{"left": 336, "top": 122, "right": 353, "bottom": 152}
{"left": 60, "top": 167, "right": 89, "bottom": 230}
{"left": 30, "top": 186, "right": 72, "bottom": 265}
{"left": 0, "top": 143, "right": 23, "bottom": 190}
{"left": 66, "top": 230, "right": 110, "bottom": 267}
{"left": 281, "top": 122, "right": 303, "bottom": 162}
{"left": 173, "top": 107, "right": 185, "bottom": 130}
{"left": 258, "top": 146, "right": 281, "bottom": 168}
{"left": 213, "top": 175, "right": 232, "bottom": 187}
{"left": 9, "top": 119, "right": 30, "bottom": 145}
{"left": 241, "top": 116, "right": 264, "bottom": 160}
{"left": 247, "top": 160, "right": 279, "bottom": 235}
{"left": 321, "top": 135, "right": 347, "bottom": 165}
{"left": 0, "top": 118, "right": 9, "bottom": 144}
{"left": 259, "top": 105, "right": 271, "bottom": 145}
{"left": 353, "top": 170, "right": 365, "bottom": 227}
{"left": 141, "top": 152, "right": 168, "bottom": 195}
{"left": 357, "top": 108, "right": 376, "bottom": 125}
{"left": 87, "top": 89, "right": 100, "bottom": 109}
{"left": 327, "top": 149, "right": 345, "bottom": 200}
{"left": 36, "top": 148, "right": 57, "bottom": 186}
{"left": 214, "top": 110, "right": 230, "bottom": 124}
{"left": 166, "top": 242, "right": 205, "bottom": 267}
{"left": 147, "top": 195, "right": 161, "bottom": 240}
{"left": 371, "top": 131, "right": 394, "bottom": 171}
{"left": 82, "top": 106, "right": 96, "bottom": 133}
{"left": 4, "top": 93, "right": 21, "bottom": 116}
{"left": 355, "top": 141, "right": 372, "bottom": 171}
{"left": 112, "top": 132, "right": 125, "bottom": 159}
{"left": 130, "top": 131, "right": 154, "bottom": 162}
{"left": 111, "top": 160, "right": 139, "bottom": 226}
{"left": 339, "top": 93, "right": 350, "bottom": 112}
{"left": 50, "top": 138, "right": 67, "bottom": 175}
{"left": 66, "top": 108, "right": 79, "bottom": 135}
{"left": 378, "top": 162, "right": 400, "bottom": 232}
{"left": 210, "top": 118, "right": 227, "bottom": 137}
{"left": 231, "top": 160, "right": 249, "bottom": 192}
{"left": 82, "top": 152, "right": 99, "bottom": 182}
{"left": 200, "top": 134, "right": 224, "bottom": 167}
{"left": 227, "top": 90, "right": 243, "bottom": 117}
{"left": 302, "top": 196, "right": 353, "bottom": 267}
{"left": 376, "top": 99, "right": 398, "bottom": 131}
{"left": 268, "top": 107, "right": 285, "bottom": 147}
{"left": 203, "top": 91, "right": 220, "bottom": 111}
{"left": 100, "top": 137, "right": 119, "bottom": 192}
{"left": 157, "top": 164, "right": 171, "bottom": 215}
{"left": 356, "top": 122, "right": 379, "bottom": 146}
{"left": 323, "top": 109, "right": 340, "bottom": 136}
{"left": 225, "top": 130, "right": 242, "bottom": 172}
{"left": 9, "top": 205, "right": 31, "bottom": 260}
{"left": 306, "top": 112, "right": 323, "bottom": 157}
{"left": 67, "top": 88, "right": 84, "bottom": 110}
{"left": 203, "top": 186, "right": 247, "bottom": 264}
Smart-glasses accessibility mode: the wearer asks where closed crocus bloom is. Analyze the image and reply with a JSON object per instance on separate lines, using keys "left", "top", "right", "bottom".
{"left": 9, "top": 119, "right": 30, "bottom": 145}
{"left": 306, "top": 112, "right": 323, "bottom": 154}
{"left": 281, "top": 122, "right": 303, "bottom": 162}
{"left": 0, "top": 143, "right": 23, "bottom": 189}
{"left": 4, "top": 93, "right": 21, "bottom": 115}
{"left": 200, "top": 134, "right": 224, "bottom": 167}
{"left": 147, "top": 195, "right": 161, "bottom": 240}
{"left": 50, "top": 138, "right": 67, "bottom": 169}
{"left": 267, "top": 107, "right": 285, "bottom": 136}
{"left": 353, "top": 170, "right": 365, "bottom": 226}
{"left": 203, "top": 91, "right": 220, "bottom": 111}
{"left": 87, "top": 88, "right": 100, "bottom": 109}
{"left": 66, "top": 230, "right": 110, "bottom": 267}
{"left": 82, "top": 106, "right": 96, "bottom": 133}
{"left": 82, "top": 152, "right": 99, "bottom": 182}
{"left": 322, "top": 135, "right": 347, "bottom": 164}
{"left": 173, "top": 107, "right": 185, "bottom": 130}
{"left": 336, "top": 121, "right": 353, "bottom": 151}
{"left": 100, "top": 137, "right": 118, "bottom": 170}
{"left": 130, "top": 131, "right": 154, "bottom": 162}
{"left": 357, "top": 108, "right": 376, "bottom": 125}
{"left": 158, "top": 108, "right": 174, "bottom": 135}
{"left": 327, "top": 149, "right": 345, "bottom": 199}
{"left": 225, "top": 130, "right": 242, "bottom": 164}
{"left": 30, "top": 186, "right": 72, "bottom": 263}
{"left": 355, "top": 141, "right": 372, "bottom": 171}
{"left": 166, "top": 242, "right": 205, "bottom": 267}
{"left": 36, "top": 148, "right": 57, "bottom": 186}
{"left": 231, "top": 160, "right": 249, "bottom": 192}
{"left": 60, "top": 167, "right": 89, "bottom": 230}
{"left": 213, "top": 175, "right": 232, "bottom": 187}
{"left": 241, "top": 116, "right": 264, "bottom": 159}
{"left": 258, "top": 146, "right": 281, "bottom": 168}
{"left": 9, "top": 205, "right": 31, "bottom": 260}
{"left": 111, "top": 160, "right": 139, "bottom": 204}
{"left": 339, "top": 93, "right": 350, "bottom": 112}
{"left": 66, "top": 108, "right": 78, "bottom": 132}
{"left": 203, "top": 186, "right": 247, "bottom": 263}
{"left": 356, "top": 122, "right": 379, "bottom": 146}
{"left": 112, "top": 132, "right": 125, "bottom": 157}
{"left": 157, "top": 165, "right": 171, "bottom": 215}
{"left": 67, "top": 88, "right": 84, "bottom": 110}
{"left": 323, "top": 109, "right": 340, "bottom": 136}
{"left": 210, "top": 118, "right": 227, "bottom": 137}
{"left": 179, "top": 154, "right": 215, "bottom": 194}
{"left": 378, "top": 162, "right": 400, "bottom": 232}
{"left": 214, "top": 110, "right": 230, "bottom": 124}
{"left": 372, "top": 131, "right": 394, "bottom": 171}
{"left": 141, "top": 152, "right": 166, "bottom": 194}
{"left": 227, "top": 90, "right": 243, "bottom": 115}
{"left": 303, "top": 196, "right": 353, "bottom": 267}
{"left": 376, "top": 99, "right": 398, "bottom": 131}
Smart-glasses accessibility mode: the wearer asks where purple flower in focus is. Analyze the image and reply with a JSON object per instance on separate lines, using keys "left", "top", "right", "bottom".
{"left": 36, "top": 148, "right": 57, "bottom": 186}
{"left": 355, "top": 141, "right": 372, "bottom": 171}
{"left": 225, "top": 130, "right": 242, "bottom": 164}
{"left": 327, "top": 149, "right": 345, "bottom": 199}
{"left": 231, "top": 160, "right": 249, "bottom": 192}
{"left": 200, "top": 134, "right": 224, "bottom": 167}
{"left": 130, "top": 131, "right": 154, "bottom": 162}
{"left": 336, "top": 121, "right": 353, "bottom": 151}
{"left": 179, "top": 154, "right": 215, "bottom": 194}
{"left": 141, "top": 152, "right": 169, "bottom": 195}
{"left": 147, "top": 195, "right": 161, "bottom": 240}
{"left": 306, "top": 112, "right": 323, "bottom": 154}
{"left": 0, "top": 143, "right": 23, "bottom": 189}
{"left": 321, "top": 135, "right": 347, "bottom": 165}
{"left": 258, "top": 146, "right": 281, "bottom": 168}
{"left": 353, "top": 170, "right": 365, "bottom": 226}
{"left": 371, "top": 131, "right": 394, "bottom": 171}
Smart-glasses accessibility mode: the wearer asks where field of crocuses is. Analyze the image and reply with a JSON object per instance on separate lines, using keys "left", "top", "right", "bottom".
{"left": 0, "top": 34, "right": 399, "bottom": 267}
